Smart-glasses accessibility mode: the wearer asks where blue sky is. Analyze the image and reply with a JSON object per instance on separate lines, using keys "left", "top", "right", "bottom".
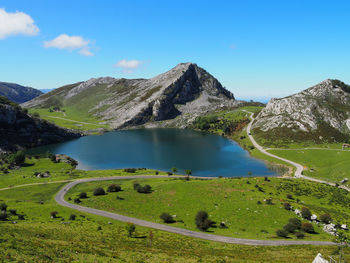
{"left": 0, "top": 0, "right": 349, "bottom": 101}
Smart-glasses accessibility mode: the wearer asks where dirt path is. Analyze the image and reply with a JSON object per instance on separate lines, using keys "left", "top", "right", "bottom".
{"left": 44, "top": 115, "right": 101, "bottom": 126}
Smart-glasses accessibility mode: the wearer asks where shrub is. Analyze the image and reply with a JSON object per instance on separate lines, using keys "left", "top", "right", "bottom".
{"left": 276, "top": 229, "right": 288, "bottom": 238}
{"left": 107, "top": 184, "right": 122, "bottom": 193}
{"left": 93, "top": 187, "right": 106, "bottom": 196}
{"left": 296, "top": 232, "right": 305, "bottom": 239}
{"left": 167, "top": 172, "right": 173, "bottom": 176}
{"left": 155, "top": 171, "right": 159, "bottom": 175}
{"left": 160, "top": 213, "right": 175, "bottom": 223}
{"left": 301, "top": 207, "right": 312, "bottom": 220}
{"left": 257, "top": 201, "right": 262, "bottom": 205}
{"left": 283, "top": 202, "right": 291, "bottom": 210}
{"left": 0, "top": 203, "right": 7, "bottom": 211}
{"left": 79, "top": 192, "right": 88, "bottom": 199}
{"left": 124, "top": 168, "right": 136, "bottom": 173}
{"left": 126, "top": 223, "right": 136, "bottom": 237}
{"left": 17, "top": 214, "right": 25, "bottom": 220}
{"left": 9, "top": 209, "right": 17, "bottom": 215}
{"left": 301, "top": 222, "right": 314, "bottom": 233}
{"left": 69, "top": 214, "right": 76, "bottom": 221}
{"left": 195, "top": 211, "right": 215, "bottom": 231}
{"left": 50, "top": 211, "right": 58, "bottom": 218}
{"left": 320, "top": 213, "right": 332, "bottom": 224}
{"left": 288, "top": 218, "right": 301, "bottom": 229}
{"left": 134, "top": 184, "right": 152, "bottom": 194}
{"left": 283, "top": 223, "right": 297, "bottom": 233}
{"left": 97, "top": 226, "right": 102, "bottom": 231}
{"left": 286, "top": 194, "right": 294, "bottom": 200}
{"left": 7, "top": 151, "right": 25, "bottom": 166}
{"left": 74, "top": 198, "right": 81, "bottom": 204}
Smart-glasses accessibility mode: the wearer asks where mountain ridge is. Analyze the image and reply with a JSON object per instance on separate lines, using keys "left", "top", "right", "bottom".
{"left": 23, "top": 63, "right": 238, "bottom": 129}
{"left": 0, "top": 82, "right": 43, "bottom": 104}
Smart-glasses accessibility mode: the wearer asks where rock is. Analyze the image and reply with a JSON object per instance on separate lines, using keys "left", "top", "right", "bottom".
{"left": 311, "top": 214, "right": 317, "bottom": 221}
{"left": 253, "top": 79, "right": 350, "bottom": 141}
{"left": 323, "top": 223, "right": 336, "bottom": 235}
{"left": 341, "top": 224, "right": 348, "bottom": 230}
{"left": 340, "top": 178, "right": 349, "bottom": 184}
{"left": 312, "top": 253, "right": 329, "bottom": 263}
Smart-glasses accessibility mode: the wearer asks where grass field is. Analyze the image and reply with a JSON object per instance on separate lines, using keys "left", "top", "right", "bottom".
{"left": 269, "top": 148, "right": 350, "bottom": 184}
{"left": 0, "top": 178, "right": 348, "bottom": 262}
{"left": 65, "top": 176, "right": 350, "bottom": 241}
{"left": 28, "top": 107, "right": 109, "bottom": 131}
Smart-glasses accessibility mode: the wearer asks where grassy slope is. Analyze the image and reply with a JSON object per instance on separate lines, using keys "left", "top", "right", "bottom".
{"left": 0, "top": 157, "right": 165, "bottom": 188}
{"left": 269, "top": 149, "right": 350, "bottom": 184}
{"left": 66, "top": 176, "right": 350, "bottom": 241}
{"left": 0, "top": 180, "right": 348, "bottom": 262}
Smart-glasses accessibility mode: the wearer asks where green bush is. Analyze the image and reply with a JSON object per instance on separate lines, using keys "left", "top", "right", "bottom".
{"left": 288, "top": 218, "right": 301, "bottom": 229}
{"left": 107, "top": 184, "right": 122, "bottom": 193}
{"left": 0, "top": 211, "right": 8, "bottom": 221}
{"left": 9, "top": 209, "right": 17, "bottom": 215}
{"left": 276, "top": 229, "right": 288, "bottom": 238}
{"left": 93, "top": 187, "right": 106, "bottom": 196}
{"left": 295, "top": 232, "right": 305, "bottom": 239}
{"left": 134, "top": 184, "right": 152, "bottom": 194}
{"left": 50, "top": 211, "right": 58, "bottom": 218}
{"left": 124, "top": 168, "right": 136, "bottom": 173}
{"left": 79, "top": 192, "right": 88, "bottom": 199}
{"left": 74, "top": 198, "right": 81, "bottom": 204}
{"left": 7, "top": 151, "right": 25, "bottom": 166}
{"left": 69, "top": 214, "right": 76, "bottom": 221}
{"left": 320, "top": 213, "right": 332, "bottom": 224}
{"left": 301, "top": 222, "right": 314, "bottom": 233}
{"left": 160, "top": 213, "right": 175, "bottom": 223}
{"left": 283, "top": 223, "right": 297, "bottom": 233}
{"left": 301, "top": 207, "right": 312, "bottom": 220}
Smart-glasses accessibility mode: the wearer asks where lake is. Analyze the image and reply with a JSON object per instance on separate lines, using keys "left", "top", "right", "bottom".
{"left": 28, "top": 128, "right": 277, "bottom": 177}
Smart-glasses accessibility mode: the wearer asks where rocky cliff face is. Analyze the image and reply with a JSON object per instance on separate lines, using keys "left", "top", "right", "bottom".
{"left": 0, "top": 82, "right": 43, "bottom": 104}
{"left": 23, "top": 63, "right": 237, "bottom": 129}
{"left": 253, "top": 79, "right": 350, "bottom": 141}
{"left": 0, "top": 97, "right": 80, "bottom": 153}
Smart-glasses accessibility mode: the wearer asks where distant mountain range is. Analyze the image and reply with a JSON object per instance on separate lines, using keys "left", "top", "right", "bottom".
{"left": 0, "top": 82, "right": 43, "bottom": 104}
{"left": 23, "top": 63, "right": 239, "bottom": 129}
{"left": 253, "top": 79, "right": 350, "bottom": 144}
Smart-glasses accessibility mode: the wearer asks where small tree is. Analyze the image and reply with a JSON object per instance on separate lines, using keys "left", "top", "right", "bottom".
{"left": 320, "top": 213, "right": 332, "bottom": 224}
{"left": 301, "top": 207, "right": 312, "bottom": 220}
{"left": 74, "top": 198, "right": 81, "bottom": 204}
{"left": 171, "top": 167, "right": 177, "bottom": 174}
{"left": 7, "top": 151, "right": 25, "bottom": 166}
{"left": 79, "top": 192, "right": 88, "bottom": 199}
{"left": 160, "top": 213, "right": 175, "bottom": 223}
{"left": 295, "top": 232, "right": 305, "bottom": 239}
{"left": 276, "top": 229, "right": 288, "bottom": 238}
{"left": 126, "top": 223, "right": 136, "bottom": 237}
{"left": 283, "top": 223, "right": 297, "bottom": 233}
{"left": 185, "top": 169, "right": 192, "bottom": 180}
{"left": 301, "top": 222, "right": 314, "bottom": 233}
{"left": 195, "top": 211, "right": 215, "bottom": 231}
{"left": 0, "top": 211, "right": 7, "bottom": 221}
{"left": 93, "top": 187, "right": 106, "bottom": 196}
{"left": 9, "top": 209, "right": 17, "bottom": 215}
{"left": 286, "top": 194, "right": 294, "bottom": 200}
{"left": 107, "top": 184, "right": 122, "bottom": 193}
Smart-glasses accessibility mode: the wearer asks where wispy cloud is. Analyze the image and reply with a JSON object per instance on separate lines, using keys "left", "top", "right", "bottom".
{"left": 44, "top": 34, "right": 94, "bottom": 56}
{"left": 0, "top": 8, "right": 39, "bottom": 39}
{"left": 114, "top": 59, "right": 144, "bottom": 73}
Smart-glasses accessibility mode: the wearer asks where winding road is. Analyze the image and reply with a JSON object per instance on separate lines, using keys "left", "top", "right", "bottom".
{"left": 243, "top": 110, "right": 350, "bottom": 192}
{"left": 55, "top": 175, "right": 335, "bottom": 246}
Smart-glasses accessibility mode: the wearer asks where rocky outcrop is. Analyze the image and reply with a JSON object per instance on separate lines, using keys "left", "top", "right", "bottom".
{"left": 253, "top": 79, "right": 350, "bottom": 141}
{"left": 0, "top": 82, "right": 43, "bottom": 104}
{"left": 23, "top": 63, "right": 237, "bottom": 129}
{"left": 0, "top": 97, "right": 80, "bottom": 153}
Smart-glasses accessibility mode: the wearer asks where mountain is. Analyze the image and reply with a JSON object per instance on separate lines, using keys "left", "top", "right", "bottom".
{"left": 0, "top": 82, "right": 43, "bottom": 104}
{"left": 22, "top": 63, "right": 237, "bottom": 129}
{"left": 0, "top": 96, "right": 80, "bottom": 153}
{"left": 252, "top": 79, "right": 350, "bottom": 144}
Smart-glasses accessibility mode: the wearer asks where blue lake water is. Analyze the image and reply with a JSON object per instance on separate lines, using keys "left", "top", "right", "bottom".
{"left": 28, "top": 128, "right": 277, "bottom": 177}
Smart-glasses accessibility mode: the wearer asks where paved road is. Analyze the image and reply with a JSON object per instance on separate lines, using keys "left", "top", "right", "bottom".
{"left": 55, "top": 175, "right": 335, "bottom": 246}
{"left": 243, "top": 110, "right": 350, "bottom": 192}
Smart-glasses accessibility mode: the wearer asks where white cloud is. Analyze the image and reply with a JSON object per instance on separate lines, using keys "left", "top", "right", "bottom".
{"left": 114, "top": 59, "right": 143, "bottom": 73}
{"left": 0, "top": 8, "right": 39, "bottom": 39}
{"left": 44, "top": 34, "right": 93, "bottom": 56}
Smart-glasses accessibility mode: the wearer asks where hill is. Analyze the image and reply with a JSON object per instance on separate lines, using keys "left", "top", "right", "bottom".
{"left": 0, "top": 96, "right": 80, "bottom": 153}
{"left": 22, "top": 63, "right": 238, "bottom": 129}
{"left": 252, "top": 79, "right": 350, "bottom": 145}
{"left": 0, "top": 82, "right": 43, "bottom": 103}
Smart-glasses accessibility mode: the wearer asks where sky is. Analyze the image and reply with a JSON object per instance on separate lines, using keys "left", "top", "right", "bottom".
{"left": 0, "top": 0, "right": 349, "bottom": 101}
